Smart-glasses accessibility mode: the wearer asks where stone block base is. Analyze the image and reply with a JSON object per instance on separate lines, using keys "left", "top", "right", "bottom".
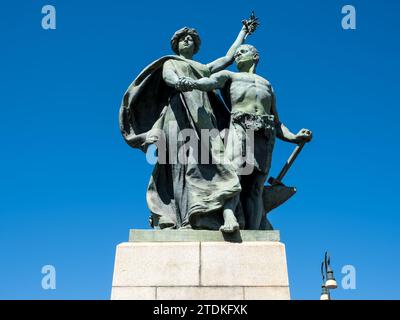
{"left": 111, "top": 230, "right": 290, "bottom": 300}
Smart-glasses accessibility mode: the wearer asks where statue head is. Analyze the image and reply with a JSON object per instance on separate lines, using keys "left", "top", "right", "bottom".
{"left": 234, "top": 44, "right": 259, "bottom": 70}
{"left": 170, "top": 27, "right": 201, "bottom": 57}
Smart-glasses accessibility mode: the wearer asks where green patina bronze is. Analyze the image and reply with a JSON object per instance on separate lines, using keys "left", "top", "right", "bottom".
{"left": 119, "top": 13, "right": 312, "bottom": 234}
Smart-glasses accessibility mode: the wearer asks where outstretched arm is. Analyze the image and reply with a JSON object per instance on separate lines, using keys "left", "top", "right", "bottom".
{"left": 271, "top": 89, "right": 313, "bottom": 144}
{"left": 194, "top": 71, "right": 232, "bottom": 91}
{"left": 175, "top": 71, "right": 232, "bottom": 92}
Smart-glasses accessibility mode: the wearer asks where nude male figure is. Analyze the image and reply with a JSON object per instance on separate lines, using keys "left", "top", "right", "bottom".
{"left": 178, "top": 44, "right": 312, "bottom": 232}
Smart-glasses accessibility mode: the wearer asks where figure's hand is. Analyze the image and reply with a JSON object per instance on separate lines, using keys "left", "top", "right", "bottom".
{"left": 175, "top": 77, "right": 196, "bottom": 92}
{"left": 295, "top": 129, "right": 313, "bottom": 143}
{"left": 242, "top": 11, "right": 259, "bottom": 36}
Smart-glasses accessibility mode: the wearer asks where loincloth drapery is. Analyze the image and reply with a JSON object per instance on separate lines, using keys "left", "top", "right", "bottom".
{"left": 225, "top": 112, "right": 276, "bottom": 175}
{"left": 231, "top": 111, "right": 276, "bottom": 137}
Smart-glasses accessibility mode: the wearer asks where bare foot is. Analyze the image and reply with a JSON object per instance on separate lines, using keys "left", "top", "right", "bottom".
{"left": 220, "top": 210, "right": 240, "bottom": 233}
{"left": 179, "top": 224, "right": 192, "bottom": 230}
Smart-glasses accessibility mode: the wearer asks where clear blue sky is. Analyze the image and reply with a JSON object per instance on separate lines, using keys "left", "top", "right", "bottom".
{"left": 1, "top": 0, "right": 399, "bottom": 300}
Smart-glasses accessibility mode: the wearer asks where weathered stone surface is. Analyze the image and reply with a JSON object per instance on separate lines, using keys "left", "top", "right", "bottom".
{"left": 111, "top": 287, "right": 156, "bottom": 300}
{"left": 244, "top": 287, "right": 290, "bottom": 300}
{"left": 200, "top": 242, "right": 289, "bottom": 287}
{"left": 157, "top": 287, "right": 244, "bottom": 300}
{"left": 112, "top": 242, "right": 200, "bottom": 287}
{"left": 129, "top": 229, "right": 280, "bottom": 242}
{"left": 111, "top": 236, "right": 290, "bottom": 300}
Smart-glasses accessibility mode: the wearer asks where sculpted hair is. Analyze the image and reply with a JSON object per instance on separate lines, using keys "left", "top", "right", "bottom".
{"left": 170, "top": 27, "right": 201, "bottom": 55}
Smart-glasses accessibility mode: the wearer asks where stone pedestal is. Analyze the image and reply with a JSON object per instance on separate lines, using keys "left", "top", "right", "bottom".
{"left": 111, "top": 230, "right": 290, "bottom": 300}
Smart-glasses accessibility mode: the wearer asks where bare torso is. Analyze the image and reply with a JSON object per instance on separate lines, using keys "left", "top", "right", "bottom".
{"left": 229, "top": 72, "right": 273, "bottom": 116}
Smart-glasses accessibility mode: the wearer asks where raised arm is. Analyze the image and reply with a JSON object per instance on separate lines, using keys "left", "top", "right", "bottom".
{"left": 206, "top": 26, "right": 247, "bottom": 74}
{"left": 207, "top": 13, "right": 259, "bottom": 74}
{"left": 271, "top": 88, "right": 313, "bottom": 144}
